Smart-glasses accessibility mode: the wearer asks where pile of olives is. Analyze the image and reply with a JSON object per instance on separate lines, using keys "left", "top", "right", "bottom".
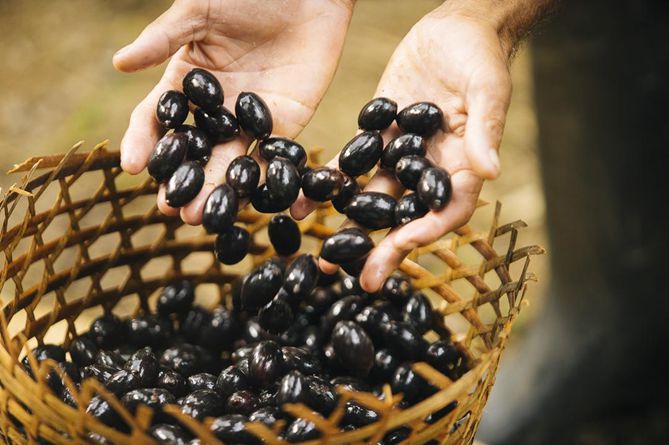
{"left": 147, "top": 68, "right": 452, "bottom": 271}
{"left": 24, "top": 270, "right": 468, "bottom": 444}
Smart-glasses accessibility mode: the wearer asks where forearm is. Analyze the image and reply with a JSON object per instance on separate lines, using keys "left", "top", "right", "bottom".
{"left": 433, "top": 0, "right": 557, "bottom": 56}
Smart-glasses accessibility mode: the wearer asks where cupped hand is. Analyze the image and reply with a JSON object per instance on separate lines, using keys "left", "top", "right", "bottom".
{"left": 114, "top": 0, "right": 353, "bottom": 223}
{"left": 291, "top": 11, "right": 513, "bottom": 292}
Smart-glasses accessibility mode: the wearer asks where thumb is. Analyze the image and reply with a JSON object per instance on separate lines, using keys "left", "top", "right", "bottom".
{"left": 464, "top": 82, "right": 511, "bottom": 180}
{"left": 113, "top": 1, "right": 208, "bottom": 72}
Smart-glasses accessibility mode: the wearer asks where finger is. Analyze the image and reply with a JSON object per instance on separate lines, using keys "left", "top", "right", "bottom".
{"left": 464, "top": 78, "right": 511, "bottom": 180}
{"left": 360, "top": 170, "right": 482, "bottom": 292}
{"left": 113, "top": 0, "right": 207, "bottom": 72}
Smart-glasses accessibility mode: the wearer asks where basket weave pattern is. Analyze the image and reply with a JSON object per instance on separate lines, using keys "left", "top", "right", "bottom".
{"left": 0, "top": 142, "right": 542, "bottom": 444}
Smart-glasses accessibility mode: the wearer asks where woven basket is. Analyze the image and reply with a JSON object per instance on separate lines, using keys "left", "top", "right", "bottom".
{"left": 0, "top": 142, "right": 543, "bottom": 445}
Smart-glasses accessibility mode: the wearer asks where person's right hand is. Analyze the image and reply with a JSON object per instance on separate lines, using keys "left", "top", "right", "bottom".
{"left": 114, "top": 0, "right": 353, "bottom": 224}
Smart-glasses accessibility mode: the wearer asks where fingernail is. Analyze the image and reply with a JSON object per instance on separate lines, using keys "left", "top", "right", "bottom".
{"left": 488, "top": 148, "right": 501, "bottom": 176}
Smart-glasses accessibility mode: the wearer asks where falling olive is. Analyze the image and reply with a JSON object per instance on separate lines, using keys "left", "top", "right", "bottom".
{"left": 331, "top": 173, "right": 360, "bottom": 214}
{"left": 182, "top": 68, "right": 224, "bottom": 112}
{"left": 396, "top": 102, "right": 443, "bottom": 137}
{"left": 240, "top": 260, "right": 284, "bottom": 311}
{"left": 338, "top": 131, "right": 383, "bottom": 177}
{"left": 226, "top": 155, "right": 260, "bottom": 198}
{"left": 345, "top": 192, "right": 397, "bottom": 230}
{"left": 358, "top": 97, "right": 398, "bottom": 131}
{"left": 320, "top": 228, "right": 374, "bottom": 265}
{"left": 203, "top": 184, "right": 239, "bottom": 234}
{"left": 417, "top": 167, "right": 452, "bottom": 210}
{"left": 156, "top": 90, "right": 189, "bottom": 128}
{"left": 165, "top": 161, "right": 205, "bottom": 208}
{"left": 235, "top": 92, "right": 273, "bottom": 140}
{"left": 215, "top": 225, "right": 250, "bottom": 265}
{"left": 148, "top": 133, "right": 188, "bottom": 183}
{"left": 282, "top": 254, "right": 319, "bottom": 300}
{"left": 268, "top": 214, "right": 301, "bottom": 256}
{"left": 251, "top": 184, "right": 292, "bottom": 213}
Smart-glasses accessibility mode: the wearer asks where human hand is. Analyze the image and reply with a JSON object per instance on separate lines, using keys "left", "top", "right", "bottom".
{"left": 291, "top": 7, "right": 514, "bottom": 292}
{"left": 114, "top": 0, "right": 353, "bottom": 224}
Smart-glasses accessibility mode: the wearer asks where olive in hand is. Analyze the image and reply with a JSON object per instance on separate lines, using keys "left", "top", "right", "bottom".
{"left": 251, "top": 184, "right": 293, "bottom": 213}
{"left": 266, "top": 157, "right": 301, "bottom": 204}
{"left": 215, "top": 225, "right": 250, "bottom": 265}
{"left": 175, "top": 124, "right": 212, "bottom": 164}
{"left": 331, "top": 173, "right": 360, "bottom": 214}
{"left": 203, "top": 184, "right": 239, "bottom": 234}
{"left": 156, "top": 90, "right": 189, "bottom": 129}
{"left": 345, "top": 192, "right": 397, "bottom": 230}
{"left": 182, "top": 68, "right": 224, "bottom": 112}
{"left": 395, "top": 155, "right": 433, "bottom": 190}
{"left": 235, "top": 92, "right": 273, "bottom": 140}
{"left": 301, "top": 167, "right": 345, "bottom": 202}
{"left": 320, "top": 228, "right": 374, "bottom": 265}
{"left": 358, "top": 97, "right": 398, "bottom": 131}
{"left": 338, "top": 131, "right": 383, "bottom": 177}
{"left": 259, "top": 137, "right": 307, "bottom": 169}
{"left": 417, "top": 167, "right": 452, "bottom": 210}
{"left": 194, "top": 107, "right": 239, "bottom": 143}
{"left": 396, "top": 102, "right": 443, "bottom": 137}
{"left": 240, "top": 260, "right": 284, "bottom": 311}
{"left": 148, "top": 133, "right": 188, "bottom": 183}
{"left": 165, "top": 161, "right": 205, "bottom": 208}
{"left": 226, "top": 155, "right": 260, "bottom": 198}
{"left": 395, "top": 193, "right": 428, "bottom": 226}
{"left": 380, "top": 134, "right": 426, "bottom": 170}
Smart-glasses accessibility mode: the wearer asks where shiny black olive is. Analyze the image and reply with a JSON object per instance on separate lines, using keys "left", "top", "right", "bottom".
{"left": 395, "top": 155, "right": 433, "bottom": 191}
{"left": 157, "top": 368, "right": 188, "bottom": 397}
{"left": 216, "top": 365, "right": 250, "bottom": 398}
{"left": 235, "top": 92, "right": 273, "bottom": 140}
{"left": 320, "top": 228, "right": 374, "bottom": 265}
{"left": 243, "top": 318, "right": 281, "bottom": 345}
{"left": 197, "top": 306, "right": 239, "bottom": 351}
{"left": 226, "top": 389, "right": 259, "bottom": 415}
{"left": 149, "top": 424, "right": 191, "bottom": 445}
{"left": 69, "top": 337, "right": 98, "bottom": 367}
{"left": 106, "top": 369, "right": 141, "bottom": 395}
{"left": 174, "top": 124, "right": 212, "bottom": 163}
{"left": 425, "top": 401, "right": 458, "bottom": 424}
{"left": 22, "top": 344, "right": 66, "bottom": 370}
{"left": 215, "top": 225, "right": 250, "bottom": 265}
{"left": 202, "top": 184, "right": 239, "bottom": 234}
{"left": 180, "top": 307, "right": 212, "bottom": 342}
{"left": 321, "top": 295, "right": 364, "bottom": 334}
{"left": 281, "top": 346, "right": 321, "bottom": 375}
{"left": 124, "top": 347, "right": 159, "bottom": 386}
{"left": 282, "top": 254, "right": 319, "bottom": 300}
{"left": 390, "top": 364, "right": 436, "bottom": 405}
{"left": 180, "top": 389, "right": 225, "bottom": 421}
{"left": 95, "top": 350, "right": 126, "bottom": 369}
{"left": 248, "top": 341, "right": 284, "bottom": 386}
{"left": 45, "top": 361, "right": 80, "bottom": 394}
{"left": 241, "top": 260, "right": 284, "bottom": 311}
{"left": 266, "top": 156, "right": 301, "bottom": 203}
{"left": 182, "top": 68, "right": 224, "bottom": 112}
{"left": 338, "top": 131, "right": 383, "bottom": 177}
{"left": 425, "top": 340, "right": 468, "bottom": 380}
{"left": 268, "top": 214, "right": 301, "bottom": 256}
{"left": 331, "top": 173, "right": 360, "bottom": 214}
{"left": 358, "top": 97, "right": 398, "bottom": 131}
{"left": 209, "top": 414, "right": 261, "bottom": 444}
{"left": 258, "top": 296, "right": 294, "bottom": 333}
{"left": 257, "top": 388, "right": 278, "bottom": 408}
{"left": 396, "top": 102, "right": 443, "bottom": 137}
{"left": 342, "top": 400, "right": 380, "bottom": 427}
{"left": 127, "top": 315, "right": 173, "bottom": 347}
{"left": 380, "top": 274, "right": 413, "bottom": 306}
{"left": 160, "top": 343, "right": 206, "bottom": 376}
{"left": 251, "top": 183, "right": 292, "bottom": 213}
{"left": 304, "top": 375, "right": 338, "bottom": 415}
{"left": 157, "top": 281, "right": 195, "bottom": 316}
{"left": 86, "top": 396, "right": 124, "bottom": 429}
{"left": 381, "top": 134, "right": 426, "bottom": 170}
{"left": 395, "top": 193, "right": 429, "bottom": 225}
{"left": 285, "top": 417, "right": 321, "bottom": 443}
{"left": 157, "top": 90, "right": 189, "bottom": 128}
{"left": 82, "top": 364, "right": 119, "bottom": 384}
{"left": 417, "top": 167, "right": 452, "bottom": 210}
{"left": 301, "top": 167, "right": 345, "bottom": 201}
{"left": 379, "top": 426, "right": 412, "bottom": 444}
{"left": 331, "top": 321, "right": 374, "bottom": 377}
{"left": 302, "top": 326, "right": 323, "bottom": 353}
{"left": 121, "top": 388, "right": 175, "bottom": 416}
{"left": 194, "top": 107, "right": 239, "bottom": 143}
{"left": 339, "top": 275, "right": 366, "bottom": 298}
{"left": 302, "top": 288, "right": 337, "bottom": 321}
{"left": 330, "top": 376, "right": 371, "bottom": 392}
{"left": 188, "top": 373, "right": 217, "bottom": 391}
{"left": 226, "top": 155, "right": 260, "bottom": 198}
{"left": 345, "top": 192, "right": 397, "bottom": 230}
{"left": 232, "top": 346, "right": 254, "bottom": 363}
{"left": 403, "top": 292, "right": 434, "bottom": 334}
{"left": 340, "top": 255, "right": 368, "bottom": 277}
{"left": 249, "top": 406, "right": 282, "bottom": 427}
{"left": 276, "top": 369, "right": 307, "bottom": 405}
{"left": 382, "top": 321, "right": 427, "bottom": 361}
{"left": 62, "top": 384, "right": 79, "bottom": 408}
{"left": 165, "top": 161, "right": 205, "bottom": 208}
{"left": 354, "top": 304, "right": 395, "bottom": 341}
{"left": 148, "top": 133, "right": 188, "bottom": 183}
{"left": 89, "top": 314, "right": 125, "bottom": 348}
{"left": 258, "top": 137, "right": 307, "bottom": 169}
{"left": 371, "top": 348, "right": 400, "bottom": 381}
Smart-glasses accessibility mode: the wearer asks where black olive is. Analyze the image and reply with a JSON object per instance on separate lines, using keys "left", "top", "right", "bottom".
{"left": 330, "top": 376, "right": 371, "bottom": 392}
{"left": 194, "top": 107, "right": 239, "bottom": 143}
{"left": 395, "top": 193, "right": 429, "bottom": 225}
{"left": 127, "top": 315, "right": 173, "bottom": 347}
{"left": 258, "top": 296, "right": 294, "bottom": 333}
{"left": 390, "top": 364, "right": 436, "bottom": 405}
{"left": 156, "top": 90, "right": 189, "bottom": 128}
{"left": 106, "top": 369, "right": 141, "bottom": 395}
{"left": 425, "top": 340, "right": 468, "bottom": 380}
{"left": 240, "top": 260, "right": 284, "bottom": 311}
{"left": 182, "top": 68, "right": 224, "bottom": 112}
{"left": 281, "top": 346, "right": 321, "bottom": 375}
{"left": 394, "top": 155, "right": 433, "bottom": 190}
{"left": 381, "top": 134, "right": 426, "bottom": 170}
{"left": 304, "top": 375, "right": 338, "bottom": 415}
{"left": 209, "top": 414, "right": 261, "bottom": 444}
{"left": 371, "top": 348, "right": 400, "bottom": 381}
{"left": 215, "top": 225, "right": 250, "bottom": 265}
{"left": 339, "top": 275, "right": 366, "bottom": 298}
{"left": 95, "top": 350, "right": 126, "bottom": 369}
{"left": 301, "top": 326, "right": 323, "bottom": 352}
{"left": 301, "top": 167, "right": 345, "bottom": 201}
{"left": 396, "top": 102, "right": 443, "bottom": 137}
{"left": 321, "top": 295, "right": 364, "bottom": 334}
{"left": 226, "top": 389, "right": 259, "bottom": 415}
{"left": 188, "top": 373, "right": 217, "bottom": 391}
{"left": 160, "top": 343, "right": 206, "bottom": 376}
{"left": 149, "top": 424, "right": 191, "bottom": 445}
{"left": 69, "top": 337, "right": 98, "bottom": 367}
{"left": 174, "top": 124, "right": 212, "bottom": 164}
{"left": 148, "top": 133, "right": 188, "bottom": 183}
{"left": 82, "top": 364, "right": 119, "bottom": 384}
{"left": 232, "top": 347, "right": 254, "bottom": 363}
{"left": 330, "top": 173, "right": 358, "bottom": 214}
{"left": 340, "top": 255, "right": 368, "bottom": 277}
{"left": 23, "top": 344, "right": 65, "bottom": 368}
{"left": 354, "top": 304, "right": 395, "bottom": 341}
{"left": 197, "top": 306, "right": 239, "bottom": 351}
{"left": 157, "top": 368, "right": 188, "bottom": 397}
{"left": 380, "top": 274, "right": 413, "bottom": 306}
{"left": 180, "top": 389, "right": 225, "bottom": 421}
{"left": 259, "top": 137, "right": 307, "bottom": 169}
{"left": 121, "top": 388, "right": 176, "bottom": 416}
{"left": 180, "top": 307, "right": 212, "bottom": 343}
{"left": 302, "top": 288, "right": 337, "bottom": 321}
{"left": 62, "top": 385, "right": 79, "bottom": 408}
{"left": 266, "top": 156, "right": 301, "bottom": 203}
{"left": 257, "top": 388, "right": 278, "bottom": 408}
{"left": 165, "top": 161, "right": 205, "bottom": 208}
{"left": 276, "top": 369, "right": 307, "bottom": 405}
{"left": 157, "top": 280, "right": 195, "bottom": 316}
{"left": 417, "top": 167, "right": 452, "bottom": 210}
{"left": 235, "top": 92, "right": 273, "bottom": 140}
{"left": 331, "top": 321, "right": 374, "bottom": 377}
{"left": 248, "top": 341, "right": 284, "bottom": 386}
{"left": 224, "top": 156, "right": 260, "bottom": 199}
{"left": 45, "top": 361, "right": 80, "bottom": 394}
{"left": 338, "top": 131, "right": 383, "bottom": 177}
{"left": 342, "top": 400, "right": 380, "bottom": 427}
{"left": 284, "top": 417, "right": 321, "bottom": 443}
{"left": 251, "top": 183, "right": 292, "bottom": 213}
{"left": 282, "top": 254, "right": 319, "bottom": 300}
{"left": 89, "top": 314, "right": 125, "bottom": 349}
{"left": 268, "top": 214, "right": 301, "bottom": 256}
{"left": 379, "top": 426, "right": 412, "bottom": 444}
{"left": 358, "top": 97, "right": 398, "bottom": 131}
{"left": 425, "top": 401, "right": 458, "bottom": 424}
{"left": 403, "top": 292, "right": 434, "bottom": 334}
{"left": 382, "top": 321, "right": 427, "bottom": 361}
{"left": 249, "top": 406, "right": 282, "bottom": 427}
{"left": 243, "top": 318, "right": 281, "bottom": 344}
{"left": 345, "top": 192, "right": 397, "bottom": 230}
{"left": 124, "top": 347, "right": 159, "bottom": 386}
{"left": 320, "top": 228, "right": 374, "bottom": 265}
{"left": 202, "top": 184, "right": 239, "bottom": 234}
{"left": 86, "top": 396, "right": 124, "bottom": 429}
{"left": 216, "top": 365, "right": 250, "bottom": 398}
